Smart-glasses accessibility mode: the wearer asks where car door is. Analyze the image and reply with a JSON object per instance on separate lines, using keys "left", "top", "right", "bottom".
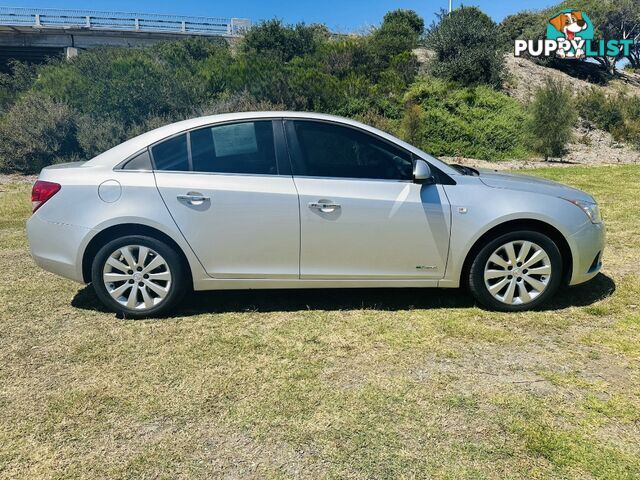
{"left": 153, "top": 119, "right": 300, "bottom": 279}
{"left": 284, "top": 119, "right": 451, "bottom": 280}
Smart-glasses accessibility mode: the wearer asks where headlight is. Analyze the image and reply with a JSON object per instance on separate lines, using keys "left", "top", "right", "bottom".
{"left": 563, "top": 198, "right": 602, "bottom": 224}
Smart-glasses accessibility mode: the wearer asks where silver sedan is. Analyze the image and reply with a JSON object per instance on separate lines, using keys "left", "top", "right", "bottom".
{"left": 27, "top": 112, "right": 605, "bottom": 317}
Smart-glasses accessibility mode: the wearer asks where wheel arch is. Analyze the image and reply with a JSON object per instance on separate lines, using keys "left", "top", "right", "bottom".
{"left": 460, "top": 219, "right": 573, "bottom": 287}
{"left": 82, "top": 223, "right": 193, "bottom": 287}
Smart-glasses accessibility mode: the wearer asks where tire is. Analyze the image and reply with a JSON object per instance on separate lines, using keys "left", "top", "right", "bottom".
{"left": 468, "top": 230, "right": 563, "bottom": 312}
{"left": 91, "top": 235, "right": 188, "bottom": 318}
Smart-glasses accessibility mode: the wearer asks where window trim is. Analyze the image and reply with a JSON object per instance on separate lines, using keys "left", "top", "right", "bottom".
{"left": 115, "top": 117, "right": 455, "bottom": 185}
{"left": 145, "top": 119, "right": 285, "bottom": 176}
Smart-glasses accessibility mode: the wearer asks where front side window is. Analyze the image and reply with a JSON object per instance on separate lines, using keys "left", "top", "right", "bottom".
{"left": 288, "top": 120, "right": 413, "bottom": 180}
{"left": 151, "top": 134, "right": 189, "bottom": 171}
{"left": 190, "top": 121, "right": 277, "bottom": 175}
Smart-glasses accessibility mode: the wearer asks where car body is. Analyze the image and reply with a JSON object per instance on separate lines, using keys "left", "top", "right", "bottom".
{"left": 26, "top": 111, "right": 605, "bottom": 316}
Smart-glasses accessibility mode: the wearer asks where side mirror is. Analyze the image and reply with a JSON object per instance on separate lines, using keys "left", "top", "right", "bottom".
{"left": 413, "top": 159, "right": 435, "bottom": 184}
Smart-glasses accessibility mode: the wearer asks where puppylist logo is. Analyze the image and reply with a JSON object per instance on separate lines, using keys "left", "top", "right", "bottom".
{"left": 515, "top": 8, "right": 636, "bottom": 59}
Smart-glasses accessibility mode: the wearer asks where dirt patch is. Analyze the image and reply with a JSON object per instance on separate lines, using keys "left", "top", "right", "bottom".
{"left": 0, "top": 174, "right": 37, "bottom": 185}
{"left": 504, "top": 55, "right": 640, "bottom": 103}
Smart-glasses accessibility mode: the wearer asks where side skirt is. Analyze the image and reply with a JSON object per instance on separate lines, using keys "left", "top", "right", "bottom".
{"left": 192, "top": 277, "right": 459, "bottom": 291}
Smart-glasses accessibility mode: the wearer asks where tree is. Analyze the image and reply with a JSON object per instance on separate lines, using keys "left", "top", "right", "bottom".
{"left": 368, "top": 9, "right": 424, "bottom": 72}
{"left": 500, "top": 11, "right": 548, "bottom": 46}
{"left": 551, "top": 0, "right": 640, "bottom": 73}
{"left": 529, "top": 79, "right": 576, "bottom": 160}
{"left": 381, "top": 9, "right": 424, "bottom": 37}
{"left": 599, "top": 0, "right": 640, "bottom": 72}
{"left": 426, "top": 7, "right": 505, "bottom": 87}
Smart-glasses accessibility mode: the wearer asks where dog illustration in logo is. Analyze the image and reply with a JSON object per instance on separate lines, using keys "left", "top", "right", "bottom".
{"left": 549, "top": 11, "right": 588, "bottom": 58}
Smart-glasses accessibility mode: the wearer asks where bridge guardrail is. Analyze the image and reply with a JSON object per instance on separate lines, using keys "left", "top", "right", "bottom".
{"left": 0, "top": 6, "right": 250, "bottom": 36}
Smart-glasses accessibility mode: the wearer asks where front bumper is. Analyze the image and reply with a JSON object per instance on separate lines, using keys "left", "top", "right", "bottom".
{"left": 568, "top": 220, "right": 605, "bottom": 286}
{"left": 26, "top": 214, "right": 91, "bottom": 284}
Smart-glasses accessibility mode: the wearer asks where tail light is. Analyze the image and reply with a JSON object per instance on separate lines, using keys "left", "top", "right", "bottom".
{"left": 31, "top": 180, "right": 61, "bottom": 213}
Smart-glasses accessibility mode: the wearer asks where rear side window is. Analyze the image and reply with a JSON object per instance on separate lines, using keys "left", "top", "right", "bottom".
{"left": 123, "top": 150, "right": 152, "bottom": 170}
{"left": 287, "top": 120, "right": 413, "bottom": 180}
{"left": 190, "top": 121, "right": 277, "bottom": 175}
{"left": 151, "top": 134, "right": 189, "bottom": 171}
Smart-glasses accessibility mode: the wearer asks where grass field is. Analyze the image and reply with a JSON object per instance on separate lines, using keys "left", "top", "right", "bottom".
{"left": 1, "top": 166, "right": 639, "bottom": 479}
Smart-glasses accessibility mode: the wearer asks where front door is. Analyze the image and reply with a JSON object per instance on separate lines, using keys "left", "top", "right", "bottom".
{"left": 284, "top": 119, "right": 451, "bottom": 280}
{"left": 153, "top": 120, "right": 300, "bottom": 279}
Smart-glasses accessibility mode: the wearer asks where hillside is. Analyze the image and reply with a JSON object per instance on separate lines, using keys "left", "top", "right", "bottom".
{"left": 504, "top": 56, "right": 640, "bottom": 103}
{"left": 416, "top": 48, "right": 640, "bottom": 166}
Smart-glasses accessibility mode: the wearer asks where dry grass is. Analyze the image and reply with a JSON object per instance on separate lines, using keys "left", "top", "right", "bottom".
{"left": 1, "top": 166, "right": 639, "bottom": 479}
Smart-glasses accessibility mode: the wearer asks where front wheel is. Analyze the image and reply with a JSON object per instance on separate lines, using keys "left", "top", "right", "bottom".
{"left": 468, "top": 230, "right": 563, "bottom": 312}
{"left": 91, "top": 235, "right": 187, "bottom": 318}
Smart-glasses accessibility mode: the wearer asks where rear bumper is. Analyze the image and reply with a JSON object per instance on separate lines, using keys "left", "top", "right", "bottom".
{"left": 568, "top": 221, "right": 605, "bottom": 286}
{"left": 26, "top": 214, "right": 90, "bottom": 284}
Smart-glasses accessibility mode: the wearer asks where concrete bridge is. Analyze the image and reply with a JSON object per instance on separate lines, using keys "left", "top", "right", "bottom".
{"left": 0, "top": 6, "right": 250, "bottom": 69}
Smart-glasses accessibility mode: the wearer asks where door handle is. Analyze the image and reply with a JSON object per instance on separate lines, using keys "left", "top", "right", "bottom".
{"left": 177, "top": 192, "right": 210, "bottom": 205}
{"left": 309, "top": 201, "right": 341, "bottom": 213}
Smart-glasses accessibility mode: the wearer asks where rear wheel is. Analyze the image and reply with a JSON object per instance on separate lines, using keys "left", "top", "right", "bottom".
{"left": 468, "top": 230, "right": 563, "bottom": 311}
{"left": 91, "top": 235, "right": 187, "bottom": 318}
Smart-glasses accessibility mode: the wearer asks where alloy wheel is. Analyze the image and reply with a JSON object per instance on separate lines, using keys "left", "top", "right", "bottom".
{"left": 483, "top": 240, "right": 552, "bottom": 306}
{"left": 102, "top": 245, "right": 172, "bottom": 311}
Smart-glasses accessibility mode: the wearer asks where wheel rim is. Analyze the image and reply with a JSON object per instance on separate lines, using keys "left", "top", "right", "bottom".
{"left": 102, "top": 245, "right": 172, "bottom": 311}
{"left": 484, "top": 240, "right": 552, "bottom": 306}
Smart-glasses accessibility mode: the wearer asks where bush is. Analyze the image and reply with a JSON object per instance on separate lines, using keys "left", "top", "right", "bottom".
{"left": 241, "top": 20, "right": 327, "bottom": 62}
{"left": 576, "top": 88, "right": 640, "bottom": 146}
{"left": 401, "top": 78, "right": 532, "bottom": 160}
{"left": 33, "top": 44, "right": 208, "bottom": 125}
{"left": 75, "top": 115, "right": 128, "bottom": 159}
{"left": 529, "top": 79, "right": 576, "bottom": 160}
{"left": 576, "top": 88, "right": 623, "bottom": 132}
{"left": 316, "top": 39, "right": 370, "bottom": 79}
{"left": 0, "top": 60, "right": 37, "bottom": 113}
{"left": 197, "top": 91, "right": 285, "bottom": 116}
{"left": 0, "top": 94, "right": 78, "bottom": 173}
{"left": 426, "top": 7, "right": 505, "bottom": 87}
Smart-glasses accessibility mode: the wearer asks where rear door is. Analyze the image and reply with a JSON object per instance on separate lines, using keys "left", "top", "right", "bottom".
{"left": 153, "top": 119, "right": 300, "bottom": 279}
{"left": 285, "top": 119, "right": 451, "bottom": 280}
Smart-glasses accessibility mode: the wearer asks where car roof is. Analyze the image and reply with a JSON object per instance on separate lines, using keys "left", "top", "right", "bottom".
{"left": 84, "top": 111, "right": 457, "bottom": 175}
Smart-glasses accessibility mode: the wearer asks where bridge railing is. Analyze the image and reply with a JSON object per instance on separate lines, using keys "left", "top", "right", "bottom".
{"left": 0, "top": 6, "right": 251, "bottom": 36}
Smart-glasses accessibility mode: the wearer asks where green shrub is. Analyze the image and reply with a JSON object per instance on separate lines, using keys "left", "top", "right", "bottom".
{"left": 0, "top": 60, "right": 37, "bottom": 113}
{"left": 241, "top": 20, "right": 328, "bottom": 62}
{"left": 198, "top": 91, "right": 285, "bottom": 116}
{"left": 75, "top": 115, "right": 128, "bottom": 159}
{"left": 401, "top": 78, "right": 532, "bottom": 159}
{"left": 316, "top": 39, "right": 370, "bottom": 79}
{"left": 624, "top": 119, "right": 640, "bottom": 148}
{"left": 426, "top": 7, "right": 505, "bottom": 88}
{"left": 529, "top": 79, "right": 576, "bottom": 160}
{"left": 0, "top": 94, "right": 78, "bottom": 173}
{"left": 624, "top": 95, "right": 640, "bottom": 122}
{"left": 577, "top": 88, "right": 640, "bottom": 146}
{"left": 33, "top": 44, "right": 208, "bottom": 125}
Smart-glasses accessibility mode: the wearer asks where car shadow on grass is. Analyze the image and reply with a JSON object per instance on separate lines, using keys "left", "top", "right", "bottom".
{"left": 71, "top": 273, "right": 616, "bottom": 317}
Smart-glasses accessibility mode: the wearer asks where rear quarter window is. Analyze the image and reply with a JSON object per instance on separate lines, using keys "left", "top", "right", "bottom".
{"left": 122, "top": 150, "right": 152, "bottom": 170}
